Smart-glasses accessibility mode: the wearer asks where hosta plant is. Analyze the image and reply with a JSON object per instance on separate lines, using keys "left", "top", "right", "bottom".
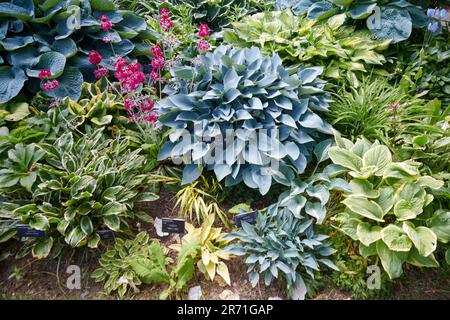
{"left": 0, "top": 0, "right": 159, "bottom": 103}
{"left": 329, "top": 136, "right": 448, "bottom": 279}
{"left": 223, "top": 165, "right": 347, "bottom": 299}
{"left": 92, "top": 232, "right": 170, "bottom": 298}
{"left": 11, "top": 129, "right": 158, "bottom": 258}
{"left": 169, "top": 214, "right": 232, "bottom": 285}
{"left": 275, "top": 0, "right": 430, "bottom": 43}
{"left": 157, "top": 45, "right": 332, "bottom": 195}
{"left": 224, "top": 10, "right": 389, "bottom": 87}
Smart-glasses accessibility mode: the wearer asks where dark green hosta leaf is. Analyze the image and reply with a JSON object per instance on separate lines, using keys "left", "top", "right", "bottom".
{"left": 91, "top": 0, "right": 115, "bottom": 11}
{"left": 65, "top": 226, "right": 86, "bottom": 247}
{"left": 32, "top": 237, "right": 54, "bottom": 259}
{"left": 26, "top": 51, "right": 66, "bottom": 78}
{"left": 80, "top": 216, "right": 93, "bottom": 235}
{"left": 103, "top": 215, "right": 120, "bottom": 231}
{"left": 45, "top": 66, "right": 83, "bottom": 101}
{"left": 0, "top": 66, "right": 27, "bottom": 103}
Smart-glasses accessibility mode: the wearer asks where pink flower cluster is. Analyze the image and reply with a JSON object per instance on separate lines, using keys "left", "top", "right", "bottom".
{"left": 94, "top": 67, "right": 109, "bottom": 79}
{"left": 159, "top": 8, "right": 173, "bottom": 30}
{"left": 198, "top": 24, "right": 210, "bottom": 37}
{"left": 88, "top": 50, "right": 102, "bottom": 65}
{"left": 114, "top": 58, "right": 146, "bottom": 92}
{"left": 39, "top": 69, "right": 58, "bottom": 92}
{"left": 42, "top": 79, "right": 59, "bottom": 92}
{"left": 197, "top": 24, "right": 211, "bottom": 54}
{"left": 39, "top": 68, "right": 52, "bottom": 80}
{"left": 100, "top": 15, "right": 113, "bottom": 31}
{"left": 124, "top": 97, "right": 158, "bottom": 123}
{"left": 151, "top": 45, "right": 165, "bottom": 70}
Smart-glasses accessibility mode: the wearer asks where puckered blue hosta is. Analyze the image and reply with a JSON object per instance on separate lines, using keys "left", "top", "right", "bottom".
{"left": 157, "top": 45, "right": 333, "bottom": 195}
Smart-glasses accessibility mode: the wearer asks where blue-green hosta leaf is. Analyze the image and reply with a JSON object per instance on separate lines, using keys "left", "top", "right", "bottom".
{"left": 305, "top": 201, "right": 326, "bottom": 224}
{"left": 182, "top": 164, "right": 202, "bottom": 185}
{"left": 307, "top": 1, "right": 338, "bottom": 20}
{"left": 51, "top": 38, "right": 77, "bottom": 58}
{"left": 6, "top": 46, "right": 39, "bottom": 68}
{"left": 0, "top": 35, "right": 33, "bottom": 51}
{"left": 402, "top": 223, "right": 437, "bottom": 257}
{"left": 328, "top": 146, "right": 362, "bottom": 172}
{"left": 26, "top": 51, "right": 66, "bottom": 78}
{"left": 356, "top": 222, "right": 382, "bottom": 247}
{"left": 426, "top": 210, "right": 450, "bottom": 243}
{"left": 376, "top": 240, "right": 407, "bottom": 279}
{"left": 0, "top": 0, "right": 34, "bottom": 20}
{"left": 299, "top": 66, "right": 323, "bottom": 84}
{"left": 32, "top": 237, "right": 54, "bottom": 259}
{"left": 368, "top": 7, "right": 412, "bottom": 43}
{"left": 45, "top": 66, "right": 83, "bottom": 101}
{"left": 0, "top": 66, "right": 27, "bottom": 103}
{"left": 381, "top": 224, "right": 412, "bottom": 252}
{"left": 343, "top": 196, "right": 385, "bottom": 222}
{"left": 313, "top": 139, "right": 332, "bottom": 163}
{"left": 349, "top": 3, "right": 377, "bottom": 19}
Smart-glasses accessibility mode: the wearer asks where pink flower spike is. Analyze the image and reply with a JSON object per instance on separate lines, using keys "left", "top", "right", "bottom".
{"left": 99, "top": 15, "right": 113, "bottom": 30}
{"left": 160, "top": 18, "right": 173, "bottom": 30}
{"left": 150, "top": 71, "right": 160, "bottom": 80}
{"left": 160, "top": 8, "right": 170, "bottom": 19}
{"left": 198, "top": 24, "right": 210, "bottom": 37}
{"left": 94, "top": 67, "right": 109, "bottom": 79}
{"left": 124, "top": 98, "right": 137, "bottom": 111}
{"left": 42, "top": 79, "right": 59, "bottom": 92}
{"left": 88, "top": 50, "right": 102, "bottom": 65}
{"left": 197, "top": 39, "right": 211, "bottom": 53}
{"left": 39, "top": 69, "right": 52, "bottom": 81}
{"left": 151, "top": 45, "right": 164, "bottom": 58}
{"left": 151, "top": 56, "right": 165, "bottom": 70}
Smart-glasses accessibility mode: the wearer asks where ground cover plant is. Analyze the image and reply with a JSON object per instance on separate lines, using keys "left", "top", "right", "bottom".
{"left": 0, "top": 0, "right": 449, "bottom": 301}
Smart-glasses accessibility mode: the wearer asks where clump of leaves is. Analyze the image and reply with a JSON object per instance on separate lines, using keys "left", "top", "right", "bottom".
{"left": 0, "top": 0, "right": 159, "bottom": 103}
{"left": 225, "top": 10, "right": 390, "bottom": 87}
{"left": 329, "top": 136, "right": 449, "bottom": 279}
{"left": 223, "top": 165, "right": 347, "bottom": 299}
{"left": 92, "top": 232, "right": 170, "bottom": 298}
{"left": 275, "top": 0, "right": 430, "bottom": 43}
{"left": 162, "top": 214, "right": 232, "bottom": 298}
{"left": 157, "top": 45, "right": 332, "bottom": 195}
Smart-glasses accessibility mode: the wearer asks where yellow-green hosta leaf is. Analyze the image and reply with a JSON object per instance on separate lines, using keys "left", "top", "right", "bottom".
{"left": 393, "top": 199, "right": 423, "bottom": 221}
{"left": 426, "top": 210, "right": 450, "bottom": 243}
{"left": 376, "top": 240, "right": 407, "bottom": 279}
{"left": 349, "top": 179, "right": 379, "bottom": 198}
{"left": 216, "top": 261, "right": 231, "bottom": 286}
{"left": 356, "top": 222, "right": 382, "bottom": 247}
{"left": 381, "top": 225, "right": 412, "bottom": 252}
{"left": 328, "top": 146, "right": 362, "bottom": 172}
{"left": 417, "top": 176, "right": 444, "bottom": 190}
{"left": 402, "top": 223, "right": 437, "bottom": 257}
{"left": 359, "top": 242, "right": 377, "bottom": 259}
{"left": 374, "top": 186, "right": 395, "bottom": 213}
{"left": 362, "top": 145, "right": 392, "bottom": 175}
{"left": 332, "top": 211, "right": 362, "bottom": 241}
{"left": 342, "top": 196, "right": 385, "bottom": 222}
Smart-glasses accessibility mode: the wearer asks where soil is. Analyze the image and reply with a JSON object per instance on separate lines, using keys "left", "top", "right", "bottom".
{"left": 1, "top": 190, "right": 449, "bottom": 300}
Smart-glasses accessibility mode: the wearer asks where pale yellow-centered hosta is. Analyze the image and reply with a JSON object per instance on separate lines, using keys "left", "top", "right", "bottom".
{"left": 169, "top": 214, "right": 232, "bottom": 285}
{"left": 224, "top": 10, "right": 391, "bottom": 87}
